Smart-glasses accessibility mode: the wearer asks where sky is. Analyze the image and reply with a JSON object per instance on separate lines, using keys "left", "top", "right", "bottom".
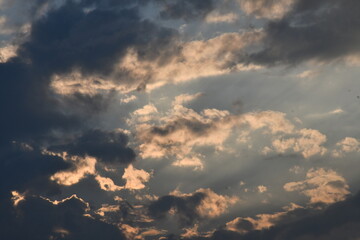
{"left": 1, "top": 0, "right": 360, "bottom": 239}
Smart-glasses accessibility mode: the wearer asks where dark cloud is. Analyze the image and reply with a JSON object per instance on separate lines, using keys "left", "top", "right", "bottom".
{"left": 0, "top": 0, "right": 179, "bottom": 141}
{"left": 0, "top": 0, "right": 177, "bottom": 195}
{"left": 183, "top": 191, "right": 360, "bottom": 240}
{"left": 19, "top": 1, "right": 177, "bottom": 76}
{"left": 0, "top": 195, "right": 126, "bottom": 240}
{"left": 49, "top": 129, "right": 136, "bottom": 164}
{"left": 149, "top": 192, "right": 206, "bottom": 226}
{"left": 0, "top": 60, "right": 79, "bottom": 146}
{"left": 0, "top": 142, "right": 72, "bottom": 196}
{"left": 150, "top": 118, "right": 214, "bottom": 137}
{"left": 248, "top": 0, "right": 360, "bottom": 65}
{"left": 157, "top": 0, "right": 215, "bottom": 20}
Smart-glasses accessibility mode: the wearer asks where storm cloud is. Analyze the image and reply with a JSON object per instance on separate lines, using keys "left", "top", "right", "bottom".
{"left": 248, "top": 0, "right": 360, "bottom": 65}
{"left": 49, "top": 129, "right": 136, "bottom": 164}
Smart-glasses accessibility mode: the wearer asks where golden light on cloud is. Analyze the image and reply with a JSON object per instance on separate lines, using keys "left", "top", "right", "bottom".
{"left": 284, "top": 168, "right": 350, "bottom": 204}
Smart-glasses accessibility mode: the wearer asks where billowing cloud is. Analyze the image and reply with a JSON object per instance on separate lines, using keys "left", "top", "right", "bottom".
{"left": 134, "top": 99, "right": 328, "bottom": 170}
{"left": 135, "top": 103, "right": 235, "bottom": 164}
{"left": 271, "top": 128, "right": 327, "bottom": 158}
{"left": 284, "top": 168, "right": 350, "bottom": 204}
{"left": 122, "top": 164, "right": 151, "bottom": 190}
{"left": 332, "top": 137, "right": 360, "bottom": 157}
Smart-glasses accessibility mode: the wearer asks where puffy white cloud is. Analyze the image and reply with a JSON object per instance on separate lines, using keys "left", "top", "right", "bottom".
{"left": 241, "top": 111, "right": 295, "bottom": 134}
{"left": 122, "top": 165, "right": 151, "bottom": 190}
{"left": 271, "top": 128, "right": 327, "bottom": 158}
{"left": 332, "top": 137, "right": 360, "bottom": 157}
{"left": 284, "top": 168, "right": 350, "bottom": 204}
{"left": 135, "top": 104, "right": 234, "bottom": 160}
{"left": 133, "top": 95, "right": 329, "bottom": 172}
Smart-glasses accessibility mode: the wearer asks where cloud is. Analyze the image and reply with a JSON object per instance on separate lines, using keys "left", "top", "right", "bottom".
{"left": 332, "top": 137, "right": 360, "bottom": 157}
{"left": 157, "top": 0, "right": 215, "bottom": 21}
{"left": 0, "top": 142, "right": 72, "bottom": 196}
{"left": 225, "top": 203, "right": 303, "bottom": 233}
{"left": 194, "top": 188, "right": 239, "bottom": 218}
{"left": 0, "top": 0, "right": 166, "bottom": 200}
{"left": 49, "top": 129, "right": 136, "bottom": 165}
{"left": 191, "top": 191, "right": 360, "bottom": 240}
{"left": 173, "top": 93, "right": 204, "bottom": 106}
{"left": 120, "top": 95, "right": 137, "bottom": 104}
{"left": 0, "top": 0, "right": 180, "bottom": 149}
{"left": 176, "top": 189, "right": 360, "bottom": 240}
{"left": 271, "top": 128, "right": 327, "bottom": 158}
{"left": 148, "top": 191, "right": 206, "bottom": 226}
{"left": 0, "top": 194, "right": 127, "bottom": 240}
{"left": 50, "top": 154, "right": 97, "bottom": 186}
{"left": 122, "top": 164, "right": 151, "bottom": 190}
{"left": 205, "top": 12, "right": 238, "bottom": 23}
{"left": 248, "top": 0, "right": 360, "bottom": 66}
{"left": 95, "top": 175, "right": 124, "bottom": 192}
{"left": 20, "top": 1, "right": 177, "bottom": 76}
{"left": 172, "top": 156, "right": 204, "bottom": 171}
{"left": 134, "top": 100, "right": 328, "bottom": 169}
{"left": 284, "top": 168, "right": 350, "bottom": 204}
{"left": 117, "top": 31, "right": 263, "bottom": 91}
{"left": 0, "top": 44, "right": 17, "bottom": 62}
{"left": 133, "top": 103, "right": 159, "bottom": 116}
{"left": 149, "top": 188, "right": 238, "bottom": 226}
{"left": 257, "top": 185, "right": 268, "bottom": 193}
{"left": 238, "top": 0, "right": 295, "bottom": 19}
{"left": 1, "top": 0, "right": 360, "bottom": 238}
{"left": 135, "top": 104, "right": 235, "bottom": 163}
